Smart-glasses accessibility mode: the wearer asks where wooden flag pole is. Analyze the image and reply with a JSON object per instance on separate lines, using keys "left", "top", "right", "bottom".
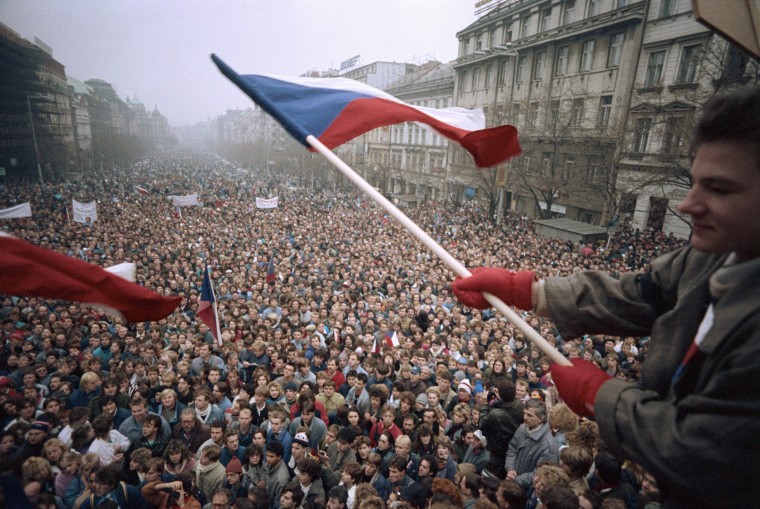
{"left": 306, "top": 135, "right": 571, "bottom": 367}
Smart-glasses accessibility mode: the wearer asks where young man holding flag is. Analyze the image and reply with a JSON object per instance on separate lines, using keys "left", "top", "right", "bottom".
{"left": 452, "top": 86, "right": 760, "bottom": 508}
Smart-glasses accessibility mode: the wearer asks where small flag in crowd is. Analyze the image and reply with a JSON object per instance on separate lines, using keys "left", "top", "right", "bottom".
{"left": 372, "top": 336, "right": 382, "bottom": 355}
{"left": 266, "top": 256, "right": 276, "bottom": 285}
{"left": 198, "top": 266, "right": 222, "bottom": 346}
{"left": 385, "top": 330, "right": 400, "bottom": 349}
{"left": 0, "top": 233, "right": 180, "bottom": 322}
{"left": 134, "top": 186, "right": 149, "bottom": 195}
{"left": 211, "top": 55, "right": 521, "bottom": 168}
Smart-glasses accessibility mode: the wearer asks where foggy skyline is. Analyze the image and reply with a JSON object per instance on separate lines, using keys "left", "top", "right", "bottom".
{"left": 2, "top": 0, "right": 477, "bottom": 126}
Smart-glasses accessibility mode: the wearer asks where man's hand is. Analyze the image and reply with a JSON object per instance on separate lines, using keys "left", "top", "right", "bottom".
{"left": 551, "top": 359, "right": 612, "bottom": 418}
{"left": 452, "top": 268, "right": 535, "bottom": 310}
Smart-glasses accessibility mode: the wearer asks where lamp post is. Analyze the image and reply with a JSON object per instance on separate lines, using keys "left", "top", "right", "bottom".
{"left": 26, "top": 95, "right": 45, "bottom": 183}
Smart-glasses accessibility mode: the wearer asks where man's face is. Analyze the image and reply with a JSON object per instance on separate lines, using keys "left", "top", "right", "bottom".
{"left": 194, "top": 395, "right": 209, "bottom": 411}
{"left": 238, "top": 409, "right": 252, "bottom": 428}
{"left": 388, "top": 467, "right": 404, "bottom": 483}
{"left": 270, "top": 418, "right": 283, "bottom": 434}
{"left": 208, "top": 371, "right": 220, "bottom": 383}
{"left": 27, "top": 428, "right": 47, "bottom": 444}
{"left": 142, "top": 421, "right": 157, "bottom": 437}
{"left": 211, "top": 494, "right": 230, "bottom": 509}
{"left": 279, "top": 491, "right": 296, "bottom": 509}
{"left": 677, "top": 140, "right": 760, "bottom": 261}
{"left": 210, "top": 426, "right": 224, "bottom": 442}
{"left": 291, "top": 442, "right": 305, "bottom": 459}
{"left": 93, "top": 481, "right": 112, "bottom": 497}
{"left": 266, "top": 451, "right": 280, "bottom": 467}
{"left": 524, "top": 408, "right": 543, "bottom": 430}
{"left": 130, "top": 403, "right": 147, "bottom": 422}
{"left": 225, "top": 434, "right": 239, "bottom": 450}
{"left": 180, "top": 414, "right": 195, "bottom": 431}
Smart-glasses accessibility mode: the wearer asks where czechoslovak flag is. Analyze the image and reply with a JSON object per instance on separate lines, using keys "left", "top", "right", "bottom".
{"left": 265, "top": 256, "right": 276, "bottom": 285}
{"left": 385, "top": 330, "right": 400, "bottom": 349}
{"left": 211, "top": 55, "right": 521, "bottom": 168}
{"left": 198, "top": 266, "right": 221, "bottom": 346}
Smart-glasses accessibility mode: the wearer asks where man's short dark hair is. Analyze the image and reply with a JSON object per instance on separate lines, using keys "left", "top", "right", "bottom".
{"left": 267, "top": 440, "right": 284, "bottom": 458}
{"left": 494, "top": 379, "right": 516, "bottom": 402}
{"left": 281, "top": 481, "right": 304, "bottom": 506}
{"left": 388, "top": 455, "right": 408, "bottom": 472}
{"left": 694, "top": 85, "right": 760, "bottom": 166}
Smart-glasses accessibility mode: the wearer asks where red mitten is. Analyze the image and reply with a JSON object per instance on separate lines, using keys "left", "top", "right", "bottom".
{"left": 552, "top": 359, "right": 612, "bottom": 418}
{"left": 452, "top": 267, "right": 535, "bottom": 310}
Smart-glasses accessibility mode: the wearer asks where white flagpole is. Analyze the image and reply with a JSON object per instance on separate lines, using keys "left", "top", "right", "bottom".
{"left": 306, "top": 135, "right": 570, "bottom": 367}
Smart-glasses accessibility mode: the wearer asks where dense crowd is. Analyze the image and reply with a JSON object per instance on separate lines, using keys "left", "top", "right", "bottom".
{"left": 0, "top": 153, "right": 685, "bottom": 509}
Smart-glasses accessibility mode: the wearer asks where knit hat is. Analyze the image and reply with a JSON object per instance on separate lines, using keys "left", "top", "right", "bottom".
{"left": 458, "top": 379, "right": 473, "bottom": 395}
{"left": 30, "top": 420, "right": 51, "bottom": 433}
{"left": 293, "top": 431, "right": 310, "bottom": 447}
{"left": 225, "top": 456, "right": 243, "bottom": 474}
{"left": 454, "top": 370, "right": 466, "bottom": 382}
{"left": 284, "top": 381, "right": 298, "bottom": 392}
{"left": 336, "top": 426, "right": 356, "bottom": 444}
{"left": 415, "top": 393, "right": 428, "bottom": 406}
{"left": 473, "top": 380, "right": 484, "bottom": 394}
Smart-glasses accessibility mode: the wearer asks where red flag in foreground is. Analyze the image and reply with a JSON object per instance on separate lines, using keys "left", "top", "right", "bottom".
{"left": 0, "top": 234, "right": 180, "bottom": 322}
{"left": 198, "top": 267, "right": 221, "bottom": 346}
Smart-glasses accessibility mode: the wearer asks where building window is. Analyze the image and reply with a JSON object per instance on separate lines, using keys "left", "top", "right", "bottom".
{"left": 722, "top": 45, "right": 750, "bottom": 81}
{"left": 607, "top": 33, "right": 624, "bottom": 67}
{"left": 521, "top": 15, "right": 532, "bottom": 37}
{"left": 616, "top": 0, "right": 630, "bottom": 7}
{"left": 644, "top": 50, "right": 666, "bottom": 86}
{"left": 580, "top": 40, "right": 595, "bottom": 72}
{"left": 659, "top": 0, "right": 676, "bottom": 17}
{"left": 563, "top": 0, "right": 576, "bottom": 25}
{"left": 589, "top": 0, "right": 601, "bottom": 16}
{"left": 549, "top": 99, "right": 561, "bottom": 126}
{"left": 534, "top": 51, "right": 546, "bottom": 80}
{"left": 570, "top": 98, "right": 585, "bottom": 126}
{"left": 503, "top": 23, "right": 513, "bottom": 43}
{"left": 676, "top": 44, "right": 701, "bottom": 84}
{"left": 597, "top": 95, "right": 613, "bottom": 127}
{"left": 632, "top": 118, "right": 652, "bottom": 152}
{"left": 516, "top": 56, "right": 527, "bottom": 83}
{"left": 457, "top": 71, "right": 467, "bottom": 94}
{"left": 529, "top": 102, "right": 540, "bottom": 126}
{"left": 587, "top": 164, "right": 601, "bottom": 183}
{"left": 540, "top": 8, "right": 552, "bottom": 32}
{"left": 489, "top": 30, "right": 497, "bottom": 48}
{"left": 563, "top": 155, "right": 575, "bottom": 180}
{"left": 542, "top": 152, "right": 552, "bottom": 175}
{"left": 472, "top": 67, "right": 480, "bottom": 90}
{"left": 555, "top": 46, "right": 569, "bottom": 76}
{"left": 476, "top": 33, "right": 484, "bottom": 51}
{"left": 485, "top": 64, "right": 493, "bottom": 88}
{"left": 498, "top": 60, "right": 508, "bottom": 86}
{"left": 512, "top": 103, "right": 521, "bottom": 123}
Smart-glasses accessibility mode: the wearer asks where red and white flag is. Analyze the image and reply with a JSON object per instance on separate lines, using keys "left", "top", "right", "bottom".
{"left": 0, "top": 233, "right": 180, "bottom": 322}
{"left": 385, "top": 330, "right": 400, "bottom": 349}
{"left": 372, "top": 337, "right": 382, "bottom": 355}
{"left": 134, "top": 186, "right": 149, "bottom": 195}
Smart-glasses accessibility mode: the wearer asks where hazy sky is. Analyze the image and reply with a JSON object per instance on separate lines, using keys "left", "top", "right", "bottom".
{"left": 2, "top": 0, "right": 478, "bottom": 126}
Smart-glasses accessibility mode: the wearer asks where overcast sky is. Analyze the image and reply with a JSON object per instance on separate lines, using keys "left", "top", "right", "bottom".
{"left": 2, "top": 0, "right": 478, "bottom": 126}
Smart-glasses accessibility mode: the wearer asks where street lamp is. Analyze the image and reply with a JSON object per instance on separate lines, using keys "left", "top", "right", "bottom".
{"left": 26, "top": 95, "right": 46, "bottom": 183}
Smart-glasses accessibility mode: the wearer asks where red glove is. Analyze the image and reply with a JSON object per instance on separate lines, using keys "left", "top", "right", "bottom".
{"left": 552, "top": 359, "right": 612, "bottom": 418}
{"left": 452, "top": 267, "right": 535, "bottom": 310}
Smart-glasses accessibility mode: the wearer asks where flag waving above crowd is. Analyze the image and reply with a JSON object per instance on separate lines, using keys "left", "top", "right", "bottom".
{"left": 0, "top": 233, "right": 180, "bottom": 322}
{"left": 211, "top": 54, "right": 521, "bottom": 168}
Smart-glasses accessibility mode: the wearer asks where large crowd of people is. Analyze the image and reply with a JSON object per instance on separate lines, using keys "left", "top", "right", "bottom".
{"left": 1, "top": 152, "right": 686, "bottom": 509}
